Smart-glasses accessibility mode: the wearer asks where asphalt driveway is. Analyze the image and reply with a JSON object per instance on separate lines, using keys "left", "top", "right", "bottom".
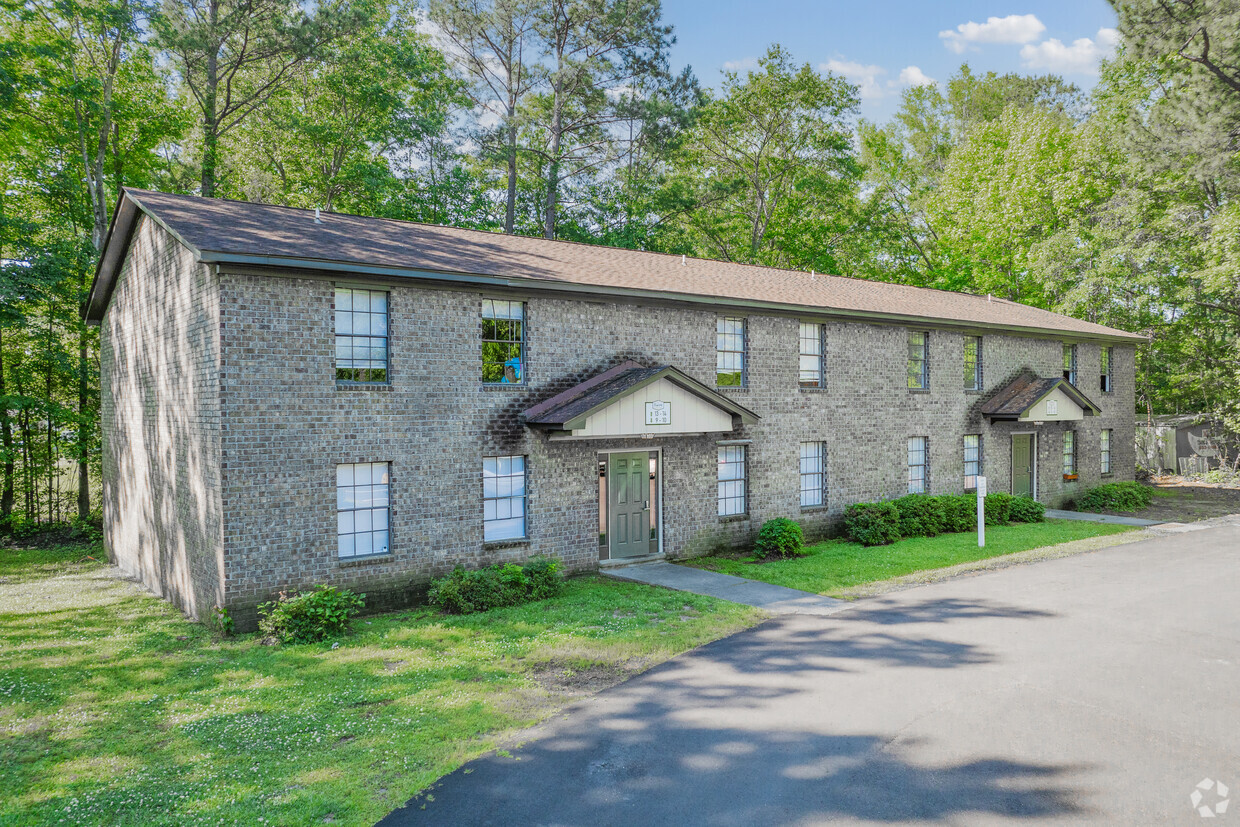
{"left": 379, "top": 523, "right": 1240, "bottom": 826}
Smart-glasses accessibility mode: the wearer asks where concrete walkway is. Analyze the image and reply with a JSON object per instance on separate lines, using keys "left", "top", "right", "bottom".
{"left": 1045, "top": 508, "right": 1163, "bottom": 527}
{"left": 604, "top": 561, "right": 847, "bottom": 616}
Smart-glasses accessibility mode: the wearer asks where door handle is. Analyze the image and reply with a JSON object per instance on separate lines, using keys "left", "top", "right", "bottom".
{"left": 644, "top": 501, "right": 649, "bottom": 510}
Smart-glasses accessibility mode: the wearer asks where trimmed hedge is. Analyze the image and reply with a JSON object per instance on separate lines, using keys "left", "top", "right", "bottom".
{"left": 983, "top": 492, "right": 1013, "bottom": 526}
{"left": 842, "top": 501, "right": 901, "bottom": 547}
{"left": 1008, "top": 496, "right": 1046, "bottom": 523}
{"left": 891, "top": 494, "right": 947, "bottom": 537}
{"left": 428, "top": 557, "right": 565, "bottom": 614}
{"left": 844, "top": 490, "right": 1045, "bottom": 546}
{"left": 1076, "top": 481, "right": 1153, "bottom": 513}
{"left": 755, "top": 517, "right": 806, "bottom": 558}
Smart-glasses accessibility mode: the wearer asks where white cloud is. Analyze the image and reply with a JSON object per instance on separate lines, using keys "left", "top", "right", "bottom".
{"left": 822, "top": 58, "right": 888, "bottom": 102}
{"left": 939, "top": 14, "right": 1046, "bottom": 54}
{"left": 722, "top": 57, "right": 759, "bottom": 74}
{"left": 1020, "top": 27, "right": 1119, "bottom": 74}
{"left": 898, "top": 65, "right": 936, "bottom": 87}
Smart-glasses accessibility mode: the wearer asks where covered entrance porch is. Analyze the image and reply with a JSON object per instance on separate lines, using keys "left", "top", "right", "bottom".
{"left": 521, "top": 361, "right": 759, "bottom": 563}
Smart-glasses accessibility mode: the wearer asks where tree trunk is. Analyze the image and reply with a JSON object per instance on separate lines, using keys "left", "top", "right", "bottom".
{"left": 505, "top": 119, "right": 517, "bottom": 234}
{"left": 544, "top": 84, "right": 563, "bottom": 239}
{"left": 201, "top": 0, "right": 221, "bottom": 197}
{"left": 77, "top": 318, "right": 90, "bottom": 521}
{"left": 0, "top": 329, "right": 13, "bottom": 522}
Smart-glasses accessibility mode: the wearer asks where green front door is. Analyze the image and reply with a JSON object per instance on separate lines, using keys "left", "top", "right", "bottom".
{"left": 1012, "top": 434, "right": 1034, "bottom": 498}
{"left": 608, "top": 452, "right": 651, "bottom": 559}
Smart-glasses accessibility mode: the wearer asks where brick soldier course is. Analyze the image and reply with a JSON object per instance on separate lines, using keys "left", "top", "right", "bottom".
{"left": 87, "top": 189, "right": 1144, "bottom": 630}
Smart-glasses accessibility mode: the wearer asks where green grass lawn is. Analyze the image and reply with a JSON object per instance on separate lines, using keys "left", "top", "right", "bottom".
{"left": 0, "top": 544, "right": 762, "bottom": 827}
{"left": 685, "top": 519, "right": 1135, "bottom": 596}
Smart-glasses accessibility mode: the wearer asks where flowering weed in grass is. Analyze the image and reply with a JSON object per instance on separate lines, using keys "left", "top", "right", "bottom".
{"left": 0, "top": 546, "right": 761, "bottom": 826}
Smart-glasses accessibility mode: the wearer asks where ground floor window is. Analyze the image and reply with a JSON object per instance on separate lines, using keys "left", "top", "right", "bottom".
{"left": 963, "top": 434, "right": 982, "bottom": 491}
{"left": 336, "top": 462, "right": 390, "bottom": 558}
{"left": 1063, "top": 431, "right": 1077, "bottom": 477}
{"left": 799, "top": 441, "right": 825, "bottom": 507}
{"left": 908, "top": 436, "right": 928, "bottom": 494}
{"left": 1101, "top": 429, "right": 1112, "bottom": 474}
{"left": 484, "top": 455, "right": 526, "bottom": 541}
{"left": 718, "top": 445, "right": 747, "bottom": 516}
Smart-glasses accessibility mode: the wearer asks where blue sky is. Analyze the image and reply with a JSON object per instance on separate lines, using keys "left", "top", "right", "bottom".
{"left": 661, "top": 1, "right": 1120, "bottom": 121}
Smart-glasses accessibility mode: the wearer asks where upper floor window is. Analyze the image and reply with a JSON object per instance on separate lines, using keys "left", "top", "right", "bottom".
{"left": 1100, "top": 347, "right": 1113, "bottom": 393}
{"left": 1063, "top": 344, "right": 1077, "bottom": 386}
{"left": 1101, "top": 429, "right": 1113, "bottom": 475}
{"left": 799, "top": 322, "right": 825, "bottom": 388}
{"left": 482, "top": 300, "right": 525, "bottom": 384}
{"left": 963, "top": 434, "right": 982, "bottom": 491}
{"left": 335, "top": 287, "right": 388, "bottom": 383}
{"left": 717, "top": 445, "right": 747, "bottom": 516}
{"left": 1063, "top": 431, "right": 1077, "bottom": 476}
{"left": 716, "top": 317, "right": 746, "bottom": 387}
{"left": 483, "top": 455, "right": 527, "bottom": 540}
{"left": 908, "top": 331, "right": 929, "bottom": 390}
{"left": 337, "top": 462, "right": 390, "bottom": 558}
{"left": 799, "top": 441, "right": 826, "bottom": 508}
{"left": 908, "top": 436, "right": 928, "bottom": 494}
{"left": 964, "top": 335, "right": 982, "bottom": 391}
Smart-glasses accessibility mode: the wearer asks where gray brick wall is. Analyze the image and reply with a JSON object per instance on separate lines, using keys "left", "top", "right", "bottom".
{"left": 100, "top": 217, "right": 224, "bottom": 621}
{"left": 210, "top": 272, "right": 1134, "bottom": 627}
{"left": 99, "top": 236, "right": 1137, "bottom": 631}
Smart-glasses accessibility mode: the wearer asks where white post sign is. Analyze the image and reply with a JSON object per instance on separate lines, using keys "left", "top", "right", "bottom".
{"left": 976, "top": 476, "right": 987, "bottom": 547}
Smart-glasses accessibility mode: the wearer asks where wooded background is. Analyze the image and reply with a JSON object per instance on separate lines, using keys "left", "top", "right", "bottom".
{"left": 0, "top": 0, "right": 1236, "bottom": 528}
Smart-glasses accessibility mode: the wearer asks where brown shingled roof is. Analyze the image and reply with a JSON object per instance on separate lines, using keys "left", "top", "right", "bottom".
{"left": 84, "top": 188, "right": 1145, "bottom": 342}
{"left": 980, "top": 374, "right": 1102, "bottom": 420}
{"left": 522, "top": 362, "right": 759, "bottom": 429}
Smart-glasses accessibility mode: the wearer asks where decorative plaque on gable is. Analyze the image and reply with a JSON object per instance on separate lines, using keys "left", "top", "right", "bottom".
{"left": 645, "top": 400, "right": 671, "bottom": 425}
{"left": 1046, "top": 400, "right": 1058, "bottom": 416}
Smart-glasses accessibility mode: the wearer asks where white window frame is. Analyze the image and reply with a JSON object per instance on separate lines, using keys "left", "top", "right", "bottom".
{"left": 1101, "top": 429, "right": 1112, "bottom": 475}
{"left": 964, "top": 335, "right": 982, "bottom": 391}
{"left": 1063, "top": 344, "right": 1077, "bottom": 386}
{"left": 908, "top": 331, "right": 929, "bottom": 390}
{"left": 716, "top": 317, "right": 747, "bottom": 387}
{"left": 1100, "top": 347, "right": 1113, "bottom": 393}
{"left": 799, "top": 322, "right": 825, "bottom": 388}
{"left": 717, "top": 445, "right": 747, "bottom": 516}
{"left": 963, "top": 434, "right": 982, "bottom": 491}
{"left": 336, "top": 462, "right": 391, "bottom": 559}
{"left": 482, "top": 299, "right": 526, "bottom": 385}
{"left": 908, "top": 436, "right": 929, "bottom": 494}
{"left": 799, "top": 441, "right": 826, "bottom": 508}
{"left": 335, "top": 287, "right": 389, "bottom": 383}
{"left": 1063, "top": 431, "right": 1077, "bottom": 476}
{"left": 483, "top": 455, "right": 528, "bottom": 541}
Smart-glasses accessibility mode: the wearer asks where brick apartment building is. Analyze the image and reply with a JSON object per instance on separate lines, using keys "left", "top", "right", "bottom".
{"left": 86, "top": 189, "right": 1143, "bottom": 628}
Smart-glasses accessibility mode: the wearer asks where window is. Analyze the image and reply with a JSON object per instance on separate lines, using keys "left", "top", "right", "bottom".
{"left": 483, "top": 455, "right": 527, "bottom": 540}
{"left": 335, "top": 287, "right": 388, "bottom": 383}
{"left": 908, "top": 331, "right": 929, "bottom": 389}
{"left": 716, "top": 317, "right": 746, "bottom": 387}
{"left": 1063, "top": 431, "right": 1076, "bottom": 476}
{"left": 1100, "top": 347, "right": 1113, "bottom": 393}
{"left": 717, "top": 445, "right": 746, "bottom": 516}
{"left": 799, "top": 322, "right": 825, "bottom": 388}
{"left": 1101, "top": 429, "right": 1112, "bottom": 474}
{"left": 964, "top": 336, "right": 982, "bottom": 391}
{"left": 336, "top": 462, "right": 390, "bottom": 558}
{"left": 1063, "top": 344, "right": 1077, "bottom": 385}
{"left": 963, "top": 434, "right": 982, "bottom": 491}
{"left": 799, "top": 441, "right": 826, "bottom": 507}
{"left": 908, "top": 436, "right": 928, "bottom": 494}
{"left": 482, "top": 299, "right": 525, "bottom": 384}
